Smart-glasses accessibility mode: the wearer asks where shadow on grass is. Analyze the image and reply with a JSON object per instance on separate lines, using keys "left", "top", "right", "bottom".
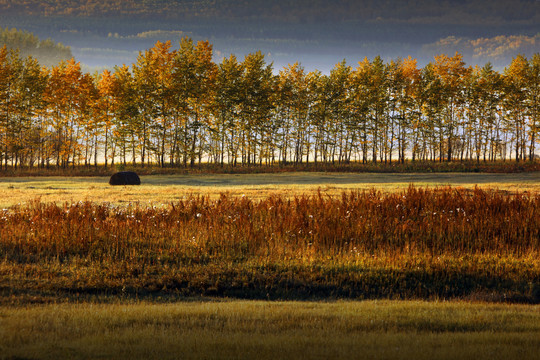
{"left": 3, "top": 266, "right": 539, "bottom": 305}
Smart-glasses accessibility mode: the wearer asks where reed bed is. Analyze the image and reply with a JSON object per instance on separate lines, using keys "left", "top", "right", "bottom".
{"left": 1, "top": 186, "right": 539, "bottom": 303}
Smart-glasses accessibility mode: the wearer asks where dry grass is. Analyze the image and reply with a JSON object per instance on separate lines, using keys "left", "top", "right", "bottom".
{"left": 0, "top": 172, "right": 539, "bottom": 208}
{"left": 1, "top": 174, "right": 539, "bottom": 359}
{"left": 0, "top": 300, "right": 539, "bottom": 360}
{"left": 1, "top": 186, "right": 539, "bottom": 303}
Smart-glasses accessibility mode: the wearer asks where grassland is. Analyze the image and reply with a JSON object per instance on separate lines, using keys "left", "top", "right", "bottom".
{"left": 1, "top": 172, "right": 539, "bottom": 359}
{"left": 0, "top": 172, "right": 539, "bottom": 208}
{"left": 1, "top": 300, "right": 539, "bottom": 360}
{"left": 1, "top": 185, "right": 539, "bottom": 304}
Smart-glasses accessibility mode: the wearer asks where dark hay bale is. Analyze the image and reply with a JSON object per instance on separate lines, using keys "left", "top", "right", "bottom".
{"left": 109, "top": 171, "right": 141, "bottom": 186}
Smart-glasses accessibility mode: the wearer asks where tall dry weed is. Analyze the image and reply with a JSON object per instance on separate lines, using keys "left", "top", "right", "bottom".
{"left": 1, "top": 186, "right": 538, "bottom": 265}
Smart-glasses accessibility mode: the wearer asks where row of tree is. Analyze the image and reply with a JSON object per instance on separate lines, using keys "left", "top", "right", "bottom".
{"left": 0, "top": 39, "right": 539, "bottom": 169}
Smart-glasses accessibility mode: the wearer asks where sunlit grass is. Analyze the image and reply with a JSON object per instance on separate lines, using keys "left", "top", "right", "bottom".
{"left": 0, "top": 172, "right": 539, "bottom": 208}
{"left": 0, "top": 300, "right": 539, "bottom": 360}
{"left": 1, "top": 174, "right": 539, "bottom": 359}
{"left": 1, "top": 186, "right": 538, "bottom": 304}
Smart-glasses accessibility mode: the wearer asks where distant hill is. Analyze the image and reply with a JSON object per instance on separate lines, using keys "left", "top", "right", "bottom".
{"left": 0, "top": 27, "right": 73, "bottom": 67}
{"left": 0, "top": 0, "right": 538, "bottom": 25}
{"left": 0, "top": 1, "right": 537, "bottom": 72}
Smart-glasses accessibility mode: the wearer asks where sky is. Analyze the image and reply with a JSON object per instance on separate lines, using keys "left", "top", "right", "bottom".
{"left": 0, "top": 0, "right": 538, "bottom": 72}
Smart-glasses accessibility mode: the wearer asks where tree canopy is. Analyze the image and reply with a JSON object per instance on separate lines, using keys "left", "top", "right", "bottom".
{"left": 0, "top": 38, "right": 539, "bottom": 170}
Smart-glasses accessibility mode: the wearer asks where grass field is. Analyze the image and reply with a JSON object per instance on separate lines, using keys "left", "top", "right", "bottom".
{"left": 0, "top": 172, "right": 539, "bottom": 207}
{"left": 1, "top": 184, "right": 539, "bottom": 303}
{"left": 1, "top": 300, "right": 539, "bottom": 360}
{"left": 1, "top": 172, "right": 539, "bottom": 359}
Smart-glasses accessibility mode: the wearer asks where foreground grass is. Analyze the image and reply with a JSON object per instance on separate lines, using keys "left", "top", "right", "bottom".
{"left": 1, "top": 300, "right": 539, "bottom": 360}
{"left": 0, "top": 172, "right": 539, "bottom": 208}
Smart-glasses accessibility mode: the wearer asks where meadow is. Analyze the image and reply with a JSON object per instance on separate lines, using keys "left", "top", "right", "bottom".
{"left": 1, "top": 172, "right": 539, "bottom": 358}
{"left": 1, "top": 300, "right": 539, "bottom": 360}
{"left": 0, "top": 172, "right": 539, "bottom": 207}
{"left": 1, "top": 175, "right": 539, "bottom": 303}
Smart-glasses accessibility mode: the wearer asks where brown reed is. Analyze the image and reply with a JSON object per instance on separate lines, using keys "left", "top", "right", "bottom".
{"left": 1, "top": 186, "right": 539, "bottom": 303}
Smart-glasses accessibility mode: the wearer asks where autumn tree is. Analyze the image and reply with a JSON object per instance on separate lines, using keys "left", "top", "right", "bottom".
{"left": 432, "top": 52, "right": 469, "bottom": 162}
{"left": 112, "top": 64, "right": 138, "bottom": 165}
{"left": 171, "top": 38, "right": 217, "bottom": 167}
{"left": 276, "top": 62, "right": 311, "bottom": 164}
{"left": 503, "top": 55, "right": 529, "bottom": 162}
{"left": 238, "top": 51, "right": 275, "bottom": 165}
{"left": 400, "top": 57, "right": 422, "bottom": 163}
{"left": 308, "top": 70, "right": 330, "bottom": 164}
{"left": 0, "top": 46, "right": 21, "bottom": 169}
{"left": 132, "top": 45, "right": 159, "bottom": 166}
{"left": 1, "top": 35, "right": 538, "bottom": 169}
{"left": 12, "top": 55, "right": 48, "bottom": 167}
{"left": 527, "top": 54, "right": 540, "bottom": 160}
{"left": 213, "top": 55, "right": 243, "bottom": 166}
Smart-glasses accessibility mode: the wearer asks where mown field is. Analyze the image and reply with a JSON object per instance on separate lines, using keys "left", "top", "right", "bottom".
{"left": 1, "top": 172, "right": 539, "bottom": 359}
{"left": 0, "top": 172, "right": 539, "bottom": 207}
{"left": 1, "top": 300, "right": 539, "bottom": 360}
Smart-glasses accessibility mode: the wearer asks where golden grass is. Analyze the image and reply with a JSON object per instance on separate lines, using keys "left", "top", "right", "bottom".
{"left": 0, "top": 300, "right": 539, "bottom": 360}
{"left": 0, "top": 172, "right": 539, "bottom": 208}
{"left": 1, "top": 187, "right": 538, "bottom": 303}
{"left": 1, "top": 175, "right": 539, "bottom": 359}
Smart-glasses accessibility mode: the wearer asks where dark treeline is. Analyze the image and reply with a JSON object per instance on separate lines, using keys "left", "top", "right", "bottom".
{"left": 0, "top": 38, "right": 539, "bottom": 169}
{"left": 1, "top": 0, "right": 538, "bottom": 25}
